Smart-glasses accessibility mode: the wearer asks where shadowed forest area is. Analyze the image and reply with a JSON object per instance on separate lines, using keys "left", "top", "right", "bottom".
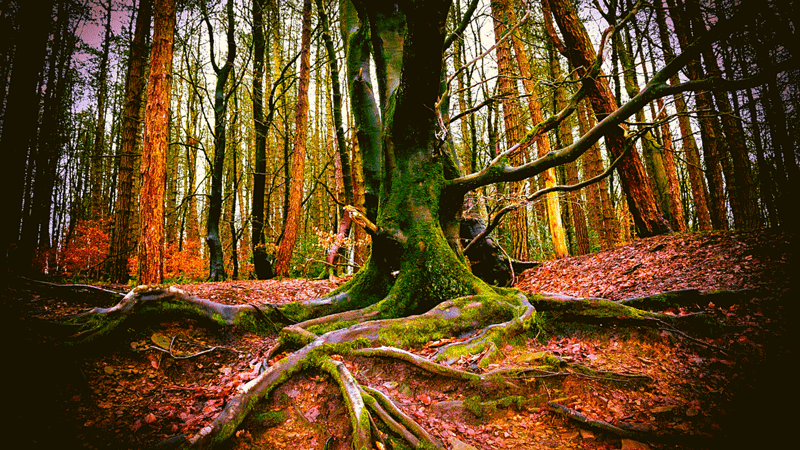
{"left": 2, "top": 0, "right": 797, "bottom": 449}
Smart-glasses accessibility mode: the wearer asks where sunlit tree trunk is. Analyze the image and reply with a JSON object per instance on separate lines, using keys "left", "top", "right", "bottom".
{"left": 274, "top": 0, "right": 313, "bottom": 277}
{"left": 503, "top": 0, "right": 568, "bottom": 258}
{"left": 550, "top": 47, "right": 589, "bottom": 255}
{"left": 138, "top": 0, "right": 175, "bottom": 285}
{"left": 110, "top": 0, "right": 151, "bottom": 283}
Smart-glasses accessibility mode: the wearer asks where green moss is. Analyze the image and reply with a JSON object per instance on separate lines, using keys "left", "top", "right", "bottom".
{"left": 307, "top": 320, "right": 359, "bottom": 336}
{"left": 252, "top": 410, "right": 286, "bottom": 427}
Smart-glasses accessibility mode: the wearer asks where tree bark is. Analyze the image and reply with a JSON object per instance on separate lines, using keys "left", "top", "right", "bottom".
{"left": 654, "top": 0, "right": 711, "bottom": 231}
{"left": 491, "top": 0, "right": 530, "bottom": 260}
{"left": 138, "top": 0, "right": 175, "bottom": 285}
{"left": 504, "top": 0, "right": 569, "bottom": 258}
{"left": 544, "top": 0, "right": 671, "bottom": 237}
{"left": 203, "top": 0, "right": 237, "bottom": 281}
{"left": 551, "top": 50, "right": 589, "bottom": 255}
{"left": 666, "top": 0, "right": 727, "bottom": 230}
{"left": 110, "top": 0, "right": 151, "bottom": 283}
{"left": 90, "top": 1, "right": 113, "bottom": 220}
{"left": 251, "top": 0, "right": 274, "bottom": 279}
{"left": 0, "top": 0, "right": 54, "bottom": 276}
{"left": 274, "top": 0, "right": 313, "bottom": 277}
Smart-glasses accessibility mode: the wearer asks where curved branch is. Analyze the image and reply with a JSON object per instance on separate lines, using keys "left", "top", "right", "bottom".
{"left": 443, "top": 0, "right": 479, "bottom": 52}
{"left": 446, "top": 0, "right": 760, "bottom": 194}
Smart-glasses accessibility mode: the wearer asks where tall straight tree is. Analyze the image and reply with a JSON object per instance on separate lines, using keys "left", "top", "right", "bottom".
{"left": 203, "top": 0, "right": 237, "bottom": 281}
{"left": 251, "top": 0, "right": 274, "bottom": 279}
{"left": 654, "top": 0, "right": 711, "bottom": 230}
{"left": 0, "top": 0, "right": 55, "bottom": 276}
{"left": 90, "top": 1, "right": 113, "bottom": 219}
{"left": 502, "top": 0, "right": 569, "bottom": 258}
{"left": 491, "top": 0, "right": 530, "bottom": 260}
{"left": 274, "top": 0, "right": 313, "bottom": 277}
{"left": 666, "top": 0, "right": 727, "bottom": 229}
{"left": 110, "top": 0, "right": 152, "bottom": 283}
{"left": 138, "top": 0, "right": 176, "bottom": 285}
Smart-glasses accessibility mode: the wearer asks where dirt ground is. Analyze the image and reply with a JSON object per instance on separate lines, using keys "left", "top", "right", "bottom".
{"left": 4, "top": 229, "right": 795, "bottom": 449}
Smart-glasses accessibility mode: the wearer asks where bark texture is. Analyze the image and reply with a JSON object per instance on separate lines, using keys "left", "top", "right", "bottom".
{"left": 274, "top": 0, "right": 313, "bottom": 277}
{"left": 138, "top": 0, "right": 176, "bottom": 285}
{"left": 545, "top": 0, "right": 671, "bottom": 237}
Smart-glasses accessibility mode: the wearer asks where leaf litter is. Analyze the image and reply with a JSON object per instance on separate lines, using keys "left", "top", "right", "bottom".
{"left": 5, "top": 229, "right": 794, "bottom": 449}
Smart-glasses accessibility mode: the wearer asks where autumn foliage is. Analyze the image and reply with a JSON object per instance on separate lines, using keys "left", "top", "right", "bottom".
{"left": 56, "top": 219, "right": 110, "bottom": 279}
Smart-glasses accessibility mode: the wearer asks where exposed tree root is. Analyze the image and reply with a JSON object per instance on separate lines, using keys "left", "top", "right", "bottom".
{"left": 362, "top": 385, "right": 444, "bottom": 449}
{"left": 547, "top": 401, "right": 650, "bottom": 440}
{"left": 58, "top": 284, "right": 749, "bottom": 448}
{"left": 548, "top": 401, "right": 713, "bottom": 447}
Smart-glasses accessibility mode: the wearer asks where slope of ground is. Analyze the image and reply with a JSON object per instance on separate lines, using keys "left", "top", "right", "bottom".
{"left": 4, "top": 229, "right": 794, "bottom": 450}
{"left": 515, "top": 229, "right": 793, "bottom": 299}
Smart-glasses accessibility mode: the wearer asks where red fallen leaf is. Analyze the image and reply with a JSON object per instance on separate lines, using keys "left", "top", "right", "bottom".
{"left": 417, "top": 394, "right": 432, "bottom": 405}
{"left": 144, "top": 413, "right": 157, "bottom": 424}
{"left": 130, "top": 420, "right": 142, "bottom": 432}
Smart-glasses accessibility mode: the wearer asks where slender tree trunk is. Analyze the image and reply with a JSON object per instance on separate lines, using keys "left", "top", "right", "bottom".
{"left": 138, "top": 0, "right": 175, "bottom": 285}
{"left": 90, "top": 2, "right": 113, "bottom": 220}
{"left": 504, "top": 0, "right": 568, "bottom": 258}
{"left": 688, "top": 1, "right": 758, "bottom": 229}
{"left": 318, "top": 0, "right": 354, "bottom": 274}
{"left": 550, "top": 48, "right": 589, "bottom": 255}
{"left": 491, "top": 0, "right": 530, "bottom": 260}
{"left": 274, "top": 0, "right": 313, "bottom": 277}
{"left": 577, "top": 95, "right": 618, "bottom": 249}
{"left": 545, "top": 0, "right": 671, "bottom": 237}
{"left": 251, "top": 0, "right": 274, "bottom": 279}
{"left": 204, "top": 0, "right": 237, "bottom": 281}
{"left": 666, "top": 0, "right": 727, "bottom": 229}
{"left": 615, "top": 30, "right": 674, "bottom": 227}
{"left": 654, "top": 0, "right": 711, "bottom": 230}
{"left": 110, "top": 0, "right": 151, "bottom": 283}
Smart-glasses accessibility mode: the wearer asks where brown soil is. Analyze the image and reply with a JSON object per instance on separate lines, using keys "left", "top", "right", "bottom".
{"left": 5, "top": 229, "right": 794, "bottom": 450}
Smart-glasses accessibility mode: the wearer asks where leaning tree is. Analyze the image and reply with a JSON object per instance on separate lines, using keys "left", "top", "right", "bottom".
{"left": 65, "top": 0, "right": 793, "bottom": 448}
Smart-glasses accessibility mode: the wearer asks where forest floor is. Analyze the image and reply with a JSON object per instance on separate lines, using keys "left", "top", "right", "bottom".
{"left": 5, "top": 229, "right": 795, "bottom": 450}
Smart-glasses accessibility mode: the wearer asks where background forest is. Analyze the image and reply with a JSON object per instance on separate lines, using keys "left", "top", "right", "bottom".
{"left": 1, "top": 0, "right": 796, "bottom": 285}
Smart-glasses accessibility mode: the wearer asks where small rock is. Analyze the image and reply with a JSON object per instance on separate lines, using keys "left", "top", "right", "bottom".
{"left": 621, "top": 439, "right": 650, "bottom": 450}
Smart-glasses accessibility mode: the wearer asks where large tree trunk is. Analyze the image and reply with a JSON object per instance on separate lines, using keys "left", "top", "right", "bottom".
{"left": 110, "top": 0, "right": 151, "bottom": 283}
{"left": 274, "top": 0, "right": 312, "bottom": 277}
{"left": 544, "top": 0, "right": 671, "bottom": 237}
{"left": 138, "top": 0, "right": 175, "bottom": 285}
